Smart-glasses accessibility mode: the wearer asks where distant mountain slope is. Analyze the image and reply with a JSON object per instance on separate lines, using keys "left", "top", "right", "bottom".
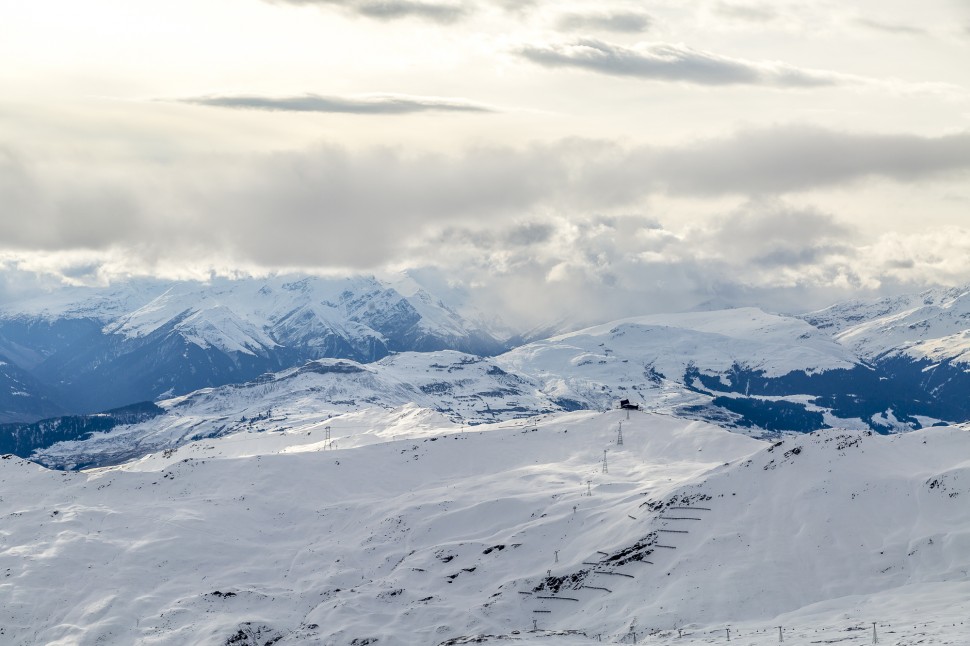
{"left": 3, "top": 410, "right": 969, "bottom": 644}
{"left": 0, "top": 401, "right": 163, "bottom": 459}
{"left": 803, "top": 284, "right": 970, "bottom": 422}
{"left": 804, "top": 284, "right": 970, "bottom": 364}
{"left": 27, "top": 301, "right": 970, "bottom": 468}
{"left": 500, "top": 307, "right": 857, "bottom": 387}
{"left": 0, "top": 354, "right": 65, "bottom": 424}
{"left": 4, "top": 307, "right": 886, "bottom": 467}
{"left": 4, "top": 277, "right": 970, "bottom": 439}
{"left": 497, "top": 308, "right": 894, "bottom": 432}
{"left": 30, "top": 351, "right": 555, "bottom": 469}
{"left": 0, "top": 275, "right": 507, "bottom": 416}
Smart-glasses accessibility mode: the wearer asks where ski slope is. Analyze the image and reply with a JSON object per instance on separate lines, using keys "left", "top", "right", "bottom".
{"left": 3, "top": 409, "right": 970, "bottom": 645}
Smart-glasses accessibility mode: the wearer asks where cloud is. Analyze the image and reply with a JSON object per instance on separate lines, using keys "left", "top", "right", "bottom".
{"left": 516, "top": 39, "right": 850, "bottom": 87}
{"left": 556, "top": 11, "right": 653, "bottom": 34}
{"left": 689, "top": 200, "right": 855, "bottom": 270}
{"left": 648, "top": 126, "right": 970, "bottom": 195}
{"left": 712, "top": 2, "right": 779, "bottom": 23}
{"left": 175, "top": 93, "right": 497, "bottom": 115}
{"left": 2, "top": 126, "right": 969, "bottom": 281}
{"left": 392, "top": 204, "right": 970, "bottom": 328}
{"left": 859, "top": 227, "right": 970, "bottom": 285}
{"left": 6, "top": 202, "right": 970, "bottom": 329}
{"left": 493, "top": 0, "right": 536, "bottom": 15}
{"left": 265, "top": 0, "right": 470, "bottom": 23}
{"left": 0, "top": 149, "right": 145, "bottom": 252}
{"left": 501, "top": 222, "right": 555, "bottom": 246}
{"left": 264, "top": 0, "right": 543, "bottom": 21}
{"left": 853, "top": 17, "right": 927, "bottom": 36}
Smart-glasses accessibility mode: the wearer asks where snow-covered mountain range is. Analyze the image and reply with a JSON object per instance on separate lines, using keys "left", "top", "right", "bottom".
{"left": 3, "top": 278, "right": 970, "bottom": 467}
{"left": 0, "top": 275, "right": 506, "bottom": 417}
{"left": 804, "top": 285, "right": 970, "bottom": 364}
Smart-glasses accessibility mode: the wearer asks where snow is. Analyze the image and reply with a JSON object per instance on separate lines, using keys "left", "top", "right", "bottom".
{"left": 25, "top": 305, "right": 914, "bottom": 469}
{"left": 805, "top": 284, "right": 970, "bottom": 365}
{"left": 902, "top": 329, "right": 970, "bottom": 365}
{"left": 30, "top": 351, "right": 557, "bottom": 469}
{"left": 102, "top": 277, "right": 382, "bottom": 354}
{"left": 511, "top": 307, "right": 856, "bottom": 378}
{"left": 32, "top": 313, "right": 855, "bottom": 469}
{"left": 0, "top": 274, "right": 501, "bottom": 359}
{"left": 107, "top": 292, "right": 280, "bottom": 356}
{"left": 403, "top": 289, "right": 470, "bottom": 339}
{"left": 498, "top": 308, "right": 858, "bottom": 415}
{"left": 4, "top": 410, "right": 970, "bottom": 644}
{"left": 0, "top": 277, "right": 172, "bottom": 322}
{"left": 4, "top": 283, "right": 970, "bottom": 643}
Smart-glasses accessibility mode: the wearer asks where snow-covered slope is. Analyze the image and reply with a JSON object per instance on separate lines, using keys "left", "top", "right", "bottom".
{"left": 501, "top": 308, "right": 856, "bottom": 392}
{"left": 2, "top": 409, "right": 969, "bottom": 645}
{"left": 498, "top": 309, "right": 868, "bottom": 431}
{"left": 29, "top": 351, "right": 554, "bottom": 469}
{"left": 98, "top": 277, "right": 443, "bottom": 357}
{"left": 805, "top": 284, "right": 970, "bottom": 365}
{"left": 0, "top": 355, "right": 64, "bottom": 424}
{"left": 802, "top": 285, "right": 970, "bottom": 425}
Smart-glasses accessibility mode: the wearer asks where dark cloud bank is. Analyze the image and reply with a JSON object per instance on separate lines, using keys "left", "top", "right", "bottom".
{"left": 2, "top": 125, "right": 970, "bottom": 272}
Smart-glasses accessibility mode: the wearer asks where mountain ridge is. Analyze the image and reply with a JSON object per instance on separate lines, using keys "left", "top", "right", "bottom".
{"left": 3, "top": 278, "right": 970, "bottom": 460}
{"left": 19, "top": 302, "right": 965, "bottom": 469}
{"left": 0, "top": 274, "right": 508, "bottom": 417}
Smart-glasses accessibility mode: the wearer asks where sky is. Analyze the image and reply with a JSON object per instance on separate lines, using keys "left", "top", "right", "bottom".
{"left": 2, "top": 0, "right": 970, "bottom": 326}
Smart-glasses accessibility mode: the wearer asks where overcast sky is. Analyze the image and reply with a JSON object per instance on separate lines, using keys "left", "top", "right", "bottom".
{"left": 2, "top": 0, "right": 970, "bottom": 326}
